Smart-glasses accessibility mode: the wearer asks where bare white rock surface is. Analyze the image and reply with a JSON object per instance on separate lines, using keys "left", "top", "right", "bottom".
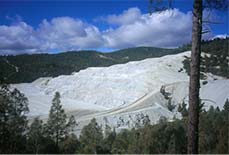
{"left": 12, "top": 51, "right": 229, "bottom": 134}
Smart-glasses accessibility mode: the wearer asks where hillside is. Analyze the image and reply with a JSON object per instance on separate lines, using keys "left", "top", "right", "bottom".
{"left": 1, "top": 38, "right": 228, "bottom": 84}
{"left": 0, "top": 47, "right": 180, "bottom": 84}
{"left": 12, "top": 51, "right": 229, "bottom": 135}
{"left": 107, "top": 47, "right": 181, "bottom": 60}
{"left": 182, "top": 38, "right": 229, "bottom": 78}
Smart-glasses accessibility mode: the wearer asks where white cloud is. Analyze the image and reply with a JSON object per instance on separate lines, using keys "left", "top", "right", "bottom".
{"left": 103, "top": 8, "right": 192, "bottom": 49}
{"left": 0, "top": 22, "right": 41, "bottom": 55}
{"left": 0, "top": 8, "right": 195, "bottom": 55}
{"left": 0, "top": 17, "right": 104, "bottom": 55}
{"left": 211, "top": 34, "right": 228, "bottom": 40}
{"left": 38, "top": 17, "right": 104, "bottom": 51}
{"left": 103, "top": 7, "right": 142, "bottom": 25}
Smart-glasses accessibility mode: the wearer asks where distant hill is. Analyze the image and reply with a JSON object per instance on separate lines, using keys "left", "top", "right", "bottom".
{"left": 0, "top": 47, "right": 181, "bottom": 84}
{"left": 107, "top": 47, "right": 181, "bottom": 61}
{"left": 0, "top": 38, "right": 228, "bottom": 84}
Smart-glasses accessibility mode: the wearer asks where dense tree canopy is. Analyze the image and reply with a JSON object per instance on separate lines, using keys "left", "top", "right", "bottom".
{"left": 0, "top": 85, "right": 29, "bottom": 153}
{"left": 79, "top": 118, "right": 104, "bottom": 154}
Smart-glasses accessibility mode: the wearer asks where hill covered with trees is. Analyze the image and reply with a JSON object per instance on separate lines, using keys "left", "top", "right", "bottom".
{"left": 182, "top": 38, "right": 229, "bottom": 78}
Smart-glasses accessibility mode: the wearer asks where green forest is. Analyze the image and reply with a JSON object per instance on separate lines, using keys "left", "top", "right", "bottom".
{"left": 182, "top": 38, "right": 229, "bottom": 78}
{"left": 0, "top": 84, "right": 228, "bottom": 154}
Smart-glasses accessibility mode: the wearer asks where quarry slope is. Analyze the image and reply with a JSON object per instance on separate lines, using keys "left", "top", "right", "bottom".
{"left": 12, "top": 51, "right": 229, "bottom": 133}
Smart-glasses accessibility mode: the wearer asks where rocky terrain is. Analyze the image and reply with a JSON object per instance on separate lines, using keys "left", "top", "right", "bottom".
{"left": 12, "top": 51, "right": 229, "bottom": 135}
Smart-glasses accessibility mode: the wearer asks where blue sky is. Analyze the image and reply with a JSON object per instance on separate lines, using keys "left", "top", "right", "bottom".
{"left": 0, "top": 0, "right": 228, "bottom": 55}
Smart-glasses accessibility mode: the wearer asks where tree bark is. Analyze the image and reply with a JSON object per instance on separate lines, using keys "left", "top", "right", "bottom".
{"left": 188, "top": 0, "right": 202, "bottom": 154}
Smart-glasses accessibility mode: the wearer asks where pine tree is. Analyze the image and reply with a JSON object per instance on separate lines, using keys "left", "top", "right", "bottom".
{"left": 27, "top": 117, "right": 44, "bottom": 153}
{"left": 59, "top": 133, "right": 80, "bottom": 154}
{"left": 127, "top": 129, "right": 141, "bottom": 153}
{"left": 104, "top": 124, "right": 112, "bottom": 138}
{"left": 216, "top": 99, "right": 229, "bottom": 153}
{"left": 178, "top": 101, "right": 188, "bottom": 117}
{"left": 142, "top": 114, "right": 151, "bottom": 127}
{"left": 102, "top": 126, "right": 116, "bottom": 153}
{"left": 111, "top": 129, "right": 132, "bottom": 154}
{"left": 79, "top": 118, "right": 103, "bottom": 153}
{"left": 188, "top": 0, "right": 203, "bottom": 153}
{"left": 223, "top": 98, "right": 229, "bottom": 112}
{"left": 167, "top": 98, "right": 175, "bottom": 112}
{"left": 45, "top": 92, "right": 76, "bottom": 148}
{"left": 66, "top": 115, "right": 77, "bottom": 133}
{"left": 0, "top": 85, "right": 29, "bottom": 153}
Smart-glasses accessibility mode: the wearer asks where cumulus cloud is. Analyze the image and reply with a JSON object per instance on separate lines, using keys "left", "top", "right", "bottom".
{"left": 211, "top": 34, "right": 228, "bottom": 40}
{"left": 38, "top": 17, "right": 104, "bottom": 51}
{"left": 0, "top": 22, "right": 41, "bottom": 55}
{"left": 98, "top": 7, "right": 142, "bottom": 25}
{"left": 103, "top": 8, "right": 192, "bottom": 49}
{"left": 0, "top": 17, "right": 104, "bottom": 55}
{"left": 0, "top": 8, "right": 195, "bottom": 55}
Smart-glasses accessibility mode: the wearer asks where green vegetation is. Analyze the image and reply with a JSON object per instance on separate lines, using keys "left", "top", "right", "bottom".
{"left": 45, "top": 92, "right": 77, "bottom": 147}
{"left": 182, "top": 38, "right": 229, "bottom": 78}
{"left": 0, "top": 84, "right": 228, "bottom": 154}
{"left": 0, "top": 85, "right": 76, "bottom": 153}
{"left": 0, "top": 85, "right": 29, "bottom": 154}
{"left": 0, "top": 85, "right": 29, "bottom": 153}
{"left": 79, "top": 118, "right": 104, "bottom": 153}
{"left": 107, "top": 46, "right": 182, "bottom": 61}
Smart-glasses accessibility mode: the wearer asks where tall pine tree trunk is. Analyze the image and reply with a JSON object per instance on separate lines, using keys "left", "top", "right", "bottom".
{"left": 188, "top": 0, "right": 202, "bottom": 154}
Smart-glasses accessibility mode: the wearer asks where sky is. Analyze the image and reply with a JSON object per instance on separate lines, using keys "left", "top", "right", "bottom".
{"left": 0, "top": 0, "right": 228, "bottom": 55}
